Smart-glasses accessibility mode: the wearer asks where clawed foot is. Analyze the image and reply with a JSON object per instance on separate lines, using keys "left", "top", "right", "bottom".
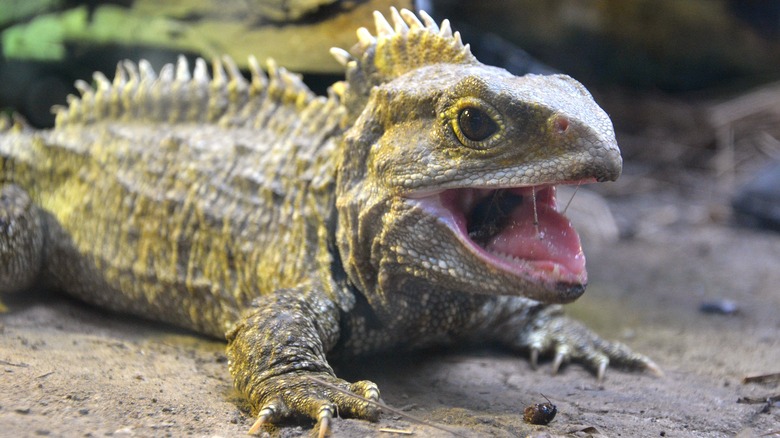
{"left": 246, "top": 372, "right": 380, "bottom": 437}
{"left": 521, "top": 312, "right": 662, "bottom": 381}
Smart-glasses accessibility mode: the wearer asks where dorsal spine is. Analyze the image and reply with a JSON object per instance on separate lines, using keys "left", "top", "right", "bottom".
{"left": 347, "top": 8, "right": 478, "bottom": 85}
{"left": 53, "top": 56, "right": 317, "bottom": 129}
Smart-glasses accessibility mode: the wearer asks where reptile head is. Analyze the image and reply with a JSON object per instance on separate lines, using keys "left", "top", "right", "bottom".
{"left": 335, "top": 9, "right": 621, "bottom": 305}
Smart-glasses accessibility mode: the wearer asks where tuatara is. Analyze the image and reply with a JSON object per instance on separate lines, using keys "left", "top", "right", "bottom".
{"left": 0, "top": 8, "right": 659, "bottom": 435}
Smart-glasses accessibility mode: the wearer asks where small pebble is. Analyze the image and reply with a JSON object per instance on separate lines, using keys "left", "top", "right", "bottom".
{"left": 699, "top": 299, "right": 739, "bottom": 315}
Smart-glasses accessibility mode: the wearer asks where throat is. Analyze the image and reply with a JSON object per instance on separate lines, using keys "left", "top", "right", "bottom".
{"left": 467, "top": 189, "right": 532, "bottom": 246}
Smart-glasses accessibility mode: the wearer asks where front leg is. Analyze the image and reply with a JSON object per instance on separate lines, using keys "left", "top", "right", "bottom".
{"left": 226, "top": 286, "right": 379, "bottom": 436}
{"left": 500, "top": 304, "right": 662, "bottom": 380}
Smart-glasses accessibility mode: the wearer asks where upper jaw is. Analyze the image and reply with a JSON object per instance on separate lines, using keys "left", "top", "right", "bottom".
{"left": 404, "top": 180, "right": 590, "bottom": 296}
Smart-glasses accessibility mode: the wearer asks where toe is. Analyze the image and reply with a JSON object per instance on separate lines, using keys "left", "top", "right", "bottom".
{"left": 248, "top": 403, "right": 280, "bottom": 435}
{"left": 350, "top": 380, "right": 380, "bottom": 401}
{"left": 530, "top": 348, "right": 540, "bottom": 369}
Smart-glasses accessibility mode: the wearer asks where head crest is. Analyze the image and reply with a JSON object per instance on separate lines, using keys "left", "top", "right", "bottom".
{"left": 332, "top": 8, "right": 477, "bottom": 86}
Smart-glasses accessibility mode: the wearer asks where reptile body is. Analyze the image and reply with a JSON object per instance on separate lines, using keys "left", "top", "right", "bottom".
{"left": 0, "top": 8, "right": 657, "bottom": 434}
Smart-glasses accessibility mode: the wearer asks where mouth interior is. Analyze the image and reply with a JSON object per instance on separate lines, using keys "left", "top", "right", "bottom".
{"left": 437, "top": 185, "right": 586, "bottom": 281}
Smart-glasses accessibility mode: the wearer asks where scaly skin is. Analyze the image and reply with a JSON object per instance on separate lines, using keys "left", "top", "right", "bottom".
{"left": 0, "top": 8, "right": 659, "bottom": 435}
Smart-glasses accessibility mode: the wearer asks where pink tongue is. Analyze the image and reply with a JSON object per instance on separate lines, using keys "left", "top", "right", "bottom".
{"left": 485, "top": 200, "right": 585, "bottom": 275}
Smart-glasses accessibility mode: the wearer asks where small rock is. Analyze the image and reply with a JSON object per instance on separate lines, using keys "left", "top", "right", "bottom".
{"left": 113, "top": 426, "right": 134, "bottom": 436}
{"left": 699, "top": 299, "right": 739, "bottom": 315}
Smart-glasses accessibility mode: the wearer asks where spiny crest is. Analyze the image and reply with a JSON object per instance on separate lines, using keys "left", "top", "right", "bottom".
{"left": 331, "top": 8, "right": 478, "bottom": 85}
{"left": 0, "top": 113, "right": 29, "bottom": 133}
{"left": 53, "top": 56, "right": 320, "bottom": 129}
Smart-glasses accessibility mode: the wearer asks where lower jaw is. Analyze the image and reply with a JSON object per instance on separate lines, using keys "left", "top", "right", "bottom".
{"left": 554, "top": 281, "right": 587, "bottom": 301}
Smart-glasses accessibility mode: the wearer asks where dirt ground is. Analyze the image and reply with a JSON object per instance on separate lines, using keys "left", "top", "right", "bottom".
{"left": 2, "top": 101, "right": 780, "bottom": 437}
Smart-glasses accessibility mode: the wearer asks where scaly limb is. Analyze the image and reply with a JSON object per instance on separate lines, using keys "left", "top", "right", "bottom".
{"left": 505, "top": 304, "right": 662, "bottom": 381}
{"left": 246, "top": 377, "right": 380, "bottom": 437}
{"left": 226, "top": 287, "right": 380, "bottom": 436}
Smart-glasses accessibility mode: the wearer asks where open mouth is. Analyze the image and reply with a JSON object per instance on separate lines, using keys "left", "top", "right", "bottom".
{"left": 410, "top": 184, "right": 587, "bottom": 286}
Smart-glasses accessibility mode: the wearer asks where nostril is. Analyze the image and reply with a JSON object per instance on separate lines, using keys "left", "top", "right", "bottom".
{"left": 552, "top": 115, "right": 570, "bottom": 134}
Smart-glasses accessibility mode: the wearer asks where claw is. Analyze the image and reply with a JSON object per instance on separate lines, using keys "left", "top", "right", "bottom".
{"left": 644, "top": 358, "right": 665, "bottom": 378}
{"left": 551, "top": 344, "right": 569, "bottom": 374}
{"left": 317, "top": 416, "right": 330, "bottom": 438}
{"left": 596, "top": 359, "right": 608, "bottom": 382}
{"left": 551, "top": 351, "right": 565, "bottom": 374}
{"left": 248, "top": 405, "right": 276, "bottom": 435}
{"left": 316, "top": 405, "right": 334, "bottom": 438}
{"left": 530, "top": 348, "right": 540, "bottom": 369}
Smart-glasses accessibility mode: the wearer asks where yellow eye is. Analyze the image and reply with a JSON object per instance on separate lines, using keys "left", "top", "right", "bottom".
{"left": 458, "top": 107, "right": 498, "bottom": 142}
{"left": 448, "top": 100, "right": 503, "bottom": 149}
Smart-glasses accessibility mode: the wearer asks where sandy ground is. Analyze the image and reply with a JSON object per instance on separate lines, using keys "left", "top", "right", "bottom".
{"left": 1, "top": 171, "right": 779, "bottom": 437}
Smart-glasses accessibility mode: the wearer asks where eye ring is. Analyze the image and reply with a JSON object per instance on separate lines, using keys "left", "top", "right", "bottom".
{"left": 448, "top": 99, "right": 504, "bottom": 149}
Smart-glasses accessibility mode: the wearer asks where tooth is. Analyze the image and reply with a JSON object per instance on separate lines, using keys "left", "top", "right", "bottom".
{"left": 489, "top": 250, "right": 522, "bottom": 265}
